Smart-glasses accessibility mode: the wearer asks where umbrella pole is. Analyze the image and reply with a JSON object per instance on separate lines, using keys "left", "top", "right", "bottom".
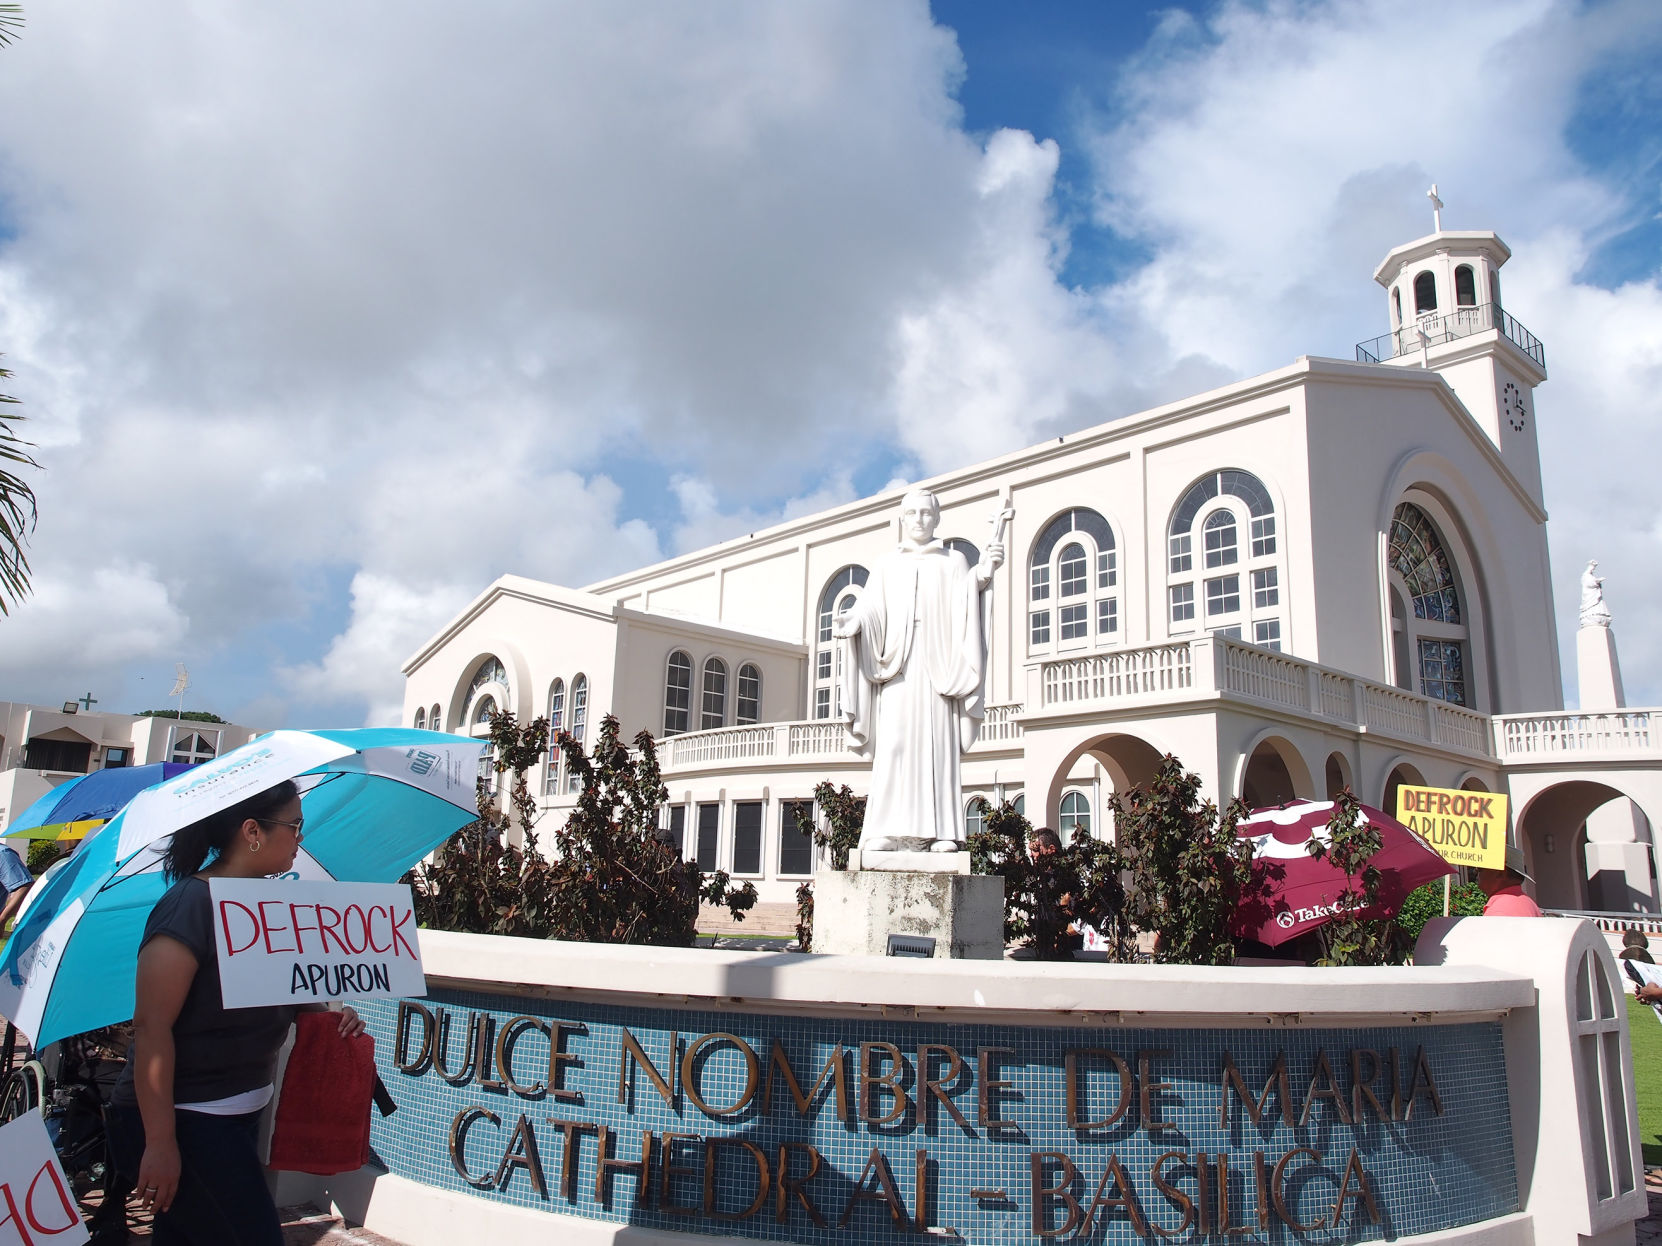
{"left": 1443, "top": 874, "right": 1452, "bottom": 917}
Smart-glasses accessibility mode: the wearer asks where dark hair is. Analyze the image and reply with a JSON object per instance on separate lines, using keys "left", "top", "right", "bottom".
{"left": 1029, "top": 827, "right": 1062, "bottom": 851}
{"left": 162, "top": 780, "right": 299, "bottom": 882}
{"left": 1624, "top": 930, "right": 1650, "bottom": 950}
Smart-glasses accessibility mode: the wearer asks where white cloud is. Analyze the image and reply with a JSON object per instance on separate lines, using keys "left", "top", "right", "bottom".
{"left": 0, "top": 563, "right": 187, "bottom": 702}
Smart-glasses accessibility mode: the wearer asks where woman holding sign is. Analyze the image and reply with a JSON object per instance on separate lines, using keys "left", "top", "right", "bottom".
{"left": 106, "top": 780, "right": 365, "bottom": 1245}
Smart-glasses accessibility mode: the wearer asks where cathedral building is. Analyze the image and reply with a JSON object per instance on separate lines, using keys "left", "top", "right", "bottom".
{"left": 401, "top": 222, "right": 1662, "bottom": 912}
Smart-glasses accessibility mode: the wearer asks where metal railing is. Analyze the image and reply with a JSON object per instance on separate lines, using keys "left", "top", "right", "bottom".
{"left": 1355, "top": 302, "right": 1545, "bottom": 370}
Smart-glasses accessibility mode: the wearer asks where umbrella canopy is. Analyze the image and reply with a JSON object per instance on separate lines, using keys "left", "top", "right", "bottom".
{"left": 5, "top": 763, "right": 197, "bottom": 841}
{"left": 0, "top": 728, "right": 487, "bottom": 1048}
{"left": 1230, "top": 799, "right": 1454, "bottom": 948}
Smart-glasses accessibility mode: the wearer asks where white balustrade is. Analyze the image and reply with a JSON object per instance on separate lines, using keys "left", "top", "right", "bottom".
{"left": 1218, "top": 639, "right": 1309, "bottom": 710}
{"left": 1495, "top": 711, "right": 1655, "bottom": 760}
{"left": 1040, "top": 643, "right": 1193, "bottom": 706}
{"left": 977, "top": 703, "right": 1025, "bottom": 744}
{"left": 787, "top": 721, "right": 851, "bottom": 757}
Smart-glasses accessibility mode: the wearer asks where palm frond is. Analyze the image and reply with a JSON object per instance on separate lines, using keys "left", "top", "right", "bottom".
{"left": 0, "top": 6, "right": 23, "bottom": 50}
{"left": 0, "top": 361, "right": 39, "bottom": 614}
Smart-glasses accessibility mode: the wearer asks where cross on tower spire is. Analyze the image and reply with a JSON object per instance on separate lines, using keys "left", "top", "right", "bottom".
{"left": 1427, "top": 183, "right": 1444, "bottom": 233}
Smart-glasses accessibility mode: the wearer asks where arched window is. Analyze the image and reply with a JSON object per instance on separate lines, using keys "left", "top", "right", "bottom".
{"left": 1203, "top": 509, "right": 1237, "bottom": 567}
{"left": 1387, "top": 503, "right": 1469, "bottom": 705}
{"left": 814, "top": 566, "right": 869, "bottom": 719}
{"left": 471, "top": 695, "right": 497, "bottom": 730}
{"left": 1012, "top": 794, "right": 1026, "bottom": 818}
{"left": 1413, "top": 270, "right": 1437, "bottom": 314}
{"left": 464, "top": 656, "right": 510, "bottom": 729}
{"left": 944, "top": 537, "right": 980, "bottom": 566}
{"left": 1060, "top": 791, "right": 1091, "bottom": 839}
{"left": 467, "top": 657, "right": 508, "bottom": 702}
{"left": 544, "top": 679, "right": 566, "bottom": 796}
{"left": 171, "top": 733, "right": 216, "bottom": 765}
{"left": 663, "top": 652, "right": 692, "bottom": 736}
{"left": 430, "top": 703, "right": 442, "bottom": 733}
{"left": 965, "top": 797, "right": 986, "bottom": 840}
{"left": 1028, "top": 509, "right": 1119, "bottom": 653}
{"left": 1391, "top": 286, "right": 1402, "bottom": 326}
{"left": 1167, "top": 470, "right": 1283, "bottom": 649}
{"left": 736, "top": 663, "right": 762, "bottom": 725}
{"left": 1454, "top": 264, "right": 1477, "bottom": 308}
{"left": 413, "top": 707, "right": 425, "bottom": 730}
{"left": 565, "top": 676, "right": 588, "bottom": 792}
{"left": 701, "top": 658, "right": 728, "bottom": 729}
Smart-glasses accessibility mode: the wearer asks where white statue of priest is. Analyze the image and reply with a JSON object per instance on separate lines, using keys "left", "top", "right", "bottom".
{"left": 833, "top": 488, "right": 1006, "bottom": 854}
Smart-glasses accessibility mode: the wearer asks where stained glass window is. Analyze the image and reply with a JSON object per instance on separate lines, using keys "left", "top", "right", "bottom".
{"left": 1388, "top": 504, "right": 1463, "bottom": 624}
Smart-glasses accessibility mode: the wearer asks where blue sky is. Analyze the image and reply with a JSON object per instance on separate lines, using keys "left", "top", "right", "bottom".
{"left": 0, "top": 0, "right": 1658, "bottom": 727}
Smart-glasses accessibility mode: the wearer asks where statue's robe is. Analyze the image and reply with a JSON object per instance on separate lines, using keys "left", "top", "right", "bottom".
{"left": 839, "top": 541, "right": 989, "bottom": 848}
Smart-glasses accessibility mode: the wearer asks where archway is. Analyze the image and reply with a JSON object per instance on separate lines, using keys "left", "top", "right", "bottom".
{"left": 1325, "top": 752, "right": 1353, "bottom": 800}
{"left": 1517, "top": 780, "right": 1654, "bottom": 913}
{"left": 1238, "top": 735, "right": 1315, "bottom": 809}
{"left": 1381, "top": 761, "right": 1427, "bottom": 819}
{"left": 1040, "top": 732, "right": 1166, "bottom": 833}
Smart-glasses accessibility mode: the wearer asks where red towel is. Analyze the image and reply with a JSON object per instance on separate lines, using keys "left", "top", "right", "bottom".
{"left": 268, "top": 1012, "right": 377, "bottom": 1175}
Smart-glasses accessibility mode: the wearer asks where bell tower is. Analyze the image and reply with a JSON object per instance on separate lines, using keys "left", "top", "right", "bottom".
{"left": 1360, "top": 188, "right": 1548, "bottom": 505}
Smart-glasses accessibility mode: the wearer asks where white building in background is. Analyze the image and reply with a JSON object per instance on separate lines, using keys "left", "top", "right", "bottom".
{"left": 402, "top": 222, "right": 1662, "bottom": 910}
{"left": 0, "top": 701, "right": 263, "bottom": 834}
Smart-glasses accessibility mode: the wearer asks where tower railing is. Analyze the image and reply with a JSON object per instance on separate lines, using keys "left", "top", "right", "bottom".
{"left": 1355, "top": 302, "right": 1545, "bottom": 370}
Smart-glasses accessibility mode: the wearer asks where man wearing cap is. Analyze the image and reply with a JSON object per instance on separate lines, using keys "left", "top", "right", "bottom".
{"left": 1477, "top": 846, "right": 1541, "bottom": 917}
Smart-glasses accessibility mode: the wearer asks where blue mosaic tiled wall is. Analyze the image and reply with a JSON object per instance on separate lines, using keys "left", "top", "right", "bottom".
{"left": 353, "top": 989, "right": 1516, "bottom": 1244}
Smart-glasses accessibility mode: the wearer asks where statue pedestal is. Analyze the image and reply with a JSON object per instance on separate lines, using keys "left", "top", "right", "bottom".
{"left": 809, "top": 853, "right": 1005, "bottom": 959}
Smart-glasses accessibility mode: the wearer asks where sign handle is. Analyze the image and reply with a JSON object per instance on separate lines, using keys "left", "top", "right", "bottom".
{"left": 1443, "top": 874, "right": 1451, "bottom": 918}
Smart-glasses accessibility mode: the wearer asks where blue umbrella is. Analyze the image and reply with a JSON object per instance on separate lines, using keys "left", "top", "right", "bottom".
{"left": 5, "top": 762, "right": 197, "bottom": 841}
{"left": 0, "top": 727, "right": 487, "bottom": 1048}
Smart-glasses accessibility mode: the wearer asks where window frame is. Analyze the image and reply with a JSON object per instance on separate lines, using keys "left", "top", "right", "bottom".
{"left": 1166, "top": 470, "right": 1284, "bottom": 647}
{"left": 1027, "top": 509, "right": 1121, "bottom": 657}
{"left": 663, "top": 652, "right": 692, "bottom": 737}
{"left": 736, "top": 663, "right": 762, "bottom": 726}
{"left": 700, "top": 657, "right": 729, "bottom": 730}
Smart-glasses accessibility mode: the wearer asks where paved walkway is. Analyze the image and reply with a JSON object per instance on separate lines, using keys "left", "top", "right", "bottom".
{"left": 1638, "top": 1168, "right": 1662, "bottom": 1244}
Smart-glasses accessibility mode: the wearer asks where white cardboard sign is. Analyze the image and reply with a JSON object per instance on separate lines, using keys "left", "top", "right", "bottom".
{"left": 209, "top": 878, "right": 426, "bottom": 1009}
{"left": 0, "top": 1110, "right": 89, "bottom": 1245}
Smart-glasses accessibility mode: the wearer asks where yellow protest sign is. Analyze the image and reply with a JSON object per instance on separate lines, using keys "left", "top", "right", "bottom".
{"left": 1395, "top": 785, "right": 1508, "bottom": 870}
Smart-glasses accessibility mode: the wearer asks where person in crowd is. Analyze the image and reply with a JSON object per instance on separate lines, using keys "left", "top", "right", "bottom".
{"left": 1478, "top": 847, "right": 1542, "bottom": 917}
{"left": 1027, "top": 827, "right": 1082, "bottom": 958}
{"left": 1619, "top": 929, "right": 1655, "bottom": 964}
{"left": 0, "top": 841, "right": 33, "bottom": 931}
{"left": 106, "top": 780, "right": 364, "bottom": 1246}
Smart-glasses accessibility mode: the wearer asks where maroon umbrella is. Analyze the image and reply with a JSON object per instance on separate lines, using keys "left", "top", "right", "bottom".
{"left": 1230, "top": 799, "right": 1454, "bottom": 947}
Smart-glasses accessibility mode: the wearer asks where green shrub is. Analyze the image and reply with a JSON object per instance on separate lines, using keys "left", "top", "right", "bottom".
{"left": 27, "top": 838, "right": 67, "bottom": 875}
{"left": 1395, "top": 877, "right": 1486, "bottom": 943}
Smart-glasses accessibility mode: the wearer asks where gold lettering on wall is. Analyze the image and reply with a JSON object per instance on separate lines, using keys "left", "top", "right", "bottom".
{"left": 764, "top": 1041, "right": 849, "bottom": 1121}
{"left": 918, "top": 1043, "right": 971, "bottom": 1132}
{"left": 1065, "top": 1048, "right": 1132, "bottom": 1131}
{"left": 394, "top": 1001, "right": 434, "bottom": 1075}
{"left": 978, "top": 1047, "right": 1019, "bottom": 1136}
{"left": 859, "top": 1042, "right": 911, "bottom": 1126}
{"left": 1138, "top": 1049, "right": 1175, "bottom": 1134}
{"left": 682, "top": 1033, "right": 760, "bottom": 1119}
{"left": 494, "top": 1016, "right": 548, "bottom": 1098}
{"left": 775, "top": 1142, "right": 826, "bottom": 1226}
{"left": 703, "top": 1138, "right": 770, "bottom": 1221}
{"left": 617, "top": 1028, "right": 677, "bottom": 1109}
{"left": 1219, "top": 1050, "right": 1294, "bottom": 1128}
{"left": 447, "top": 1106, "right": 499, "bottom": 1189}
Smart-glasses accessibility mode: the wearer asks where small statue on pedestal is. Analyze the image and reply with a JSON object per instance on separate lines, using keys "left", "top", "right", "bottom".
{"left": 1580, "top": 559, "right": 1613, "bottom": 630}
{"left": 834, "top": 488, "right": 1009, "bottom": 855}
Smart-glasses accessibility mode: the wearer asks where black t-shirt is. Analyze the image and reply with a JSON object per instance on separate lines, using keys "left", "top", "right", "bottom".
{"left": 111, "top": 876, "right": 296, "bottom": 1108}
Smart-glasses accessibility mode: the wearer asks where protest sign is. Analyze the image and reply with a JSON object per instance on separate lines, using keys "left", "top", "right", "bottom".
{"left": 209, "top": 878, "right": 426, "bottom": 1010}
{"left": 1395, "top": 785, "right": 1508, "bottom": 870}
{"left": 0, "top": 1110, "right": 88, "bottom": 1245}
